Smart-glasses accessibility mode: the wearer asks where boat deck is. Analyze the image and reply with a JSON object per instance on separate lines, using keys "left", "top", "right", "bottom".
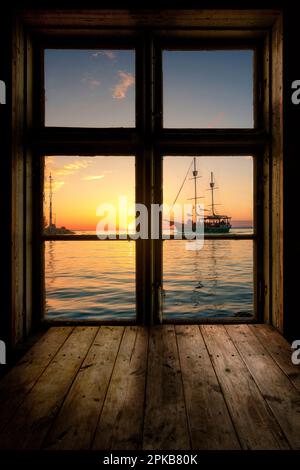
{"left": 0, "top": 324, "right": 299, "bottom": 450}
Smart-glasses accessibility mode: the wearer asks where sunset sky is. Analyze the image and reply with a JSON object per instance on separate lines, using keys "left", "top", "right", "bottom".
{"left": 44, "top": 49, "right": 254, "bottom": 230}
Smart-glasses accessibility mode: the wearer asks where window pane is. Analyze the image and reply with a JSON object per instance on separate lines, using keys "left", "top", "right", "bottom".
{"left": 163, "top": 156, "right": 254, "bottom": 233}
{"left": 43, "top": 156, "right": 135, "bottom": 234}
{"left": 45, "top": 241, "right": 135, "bottom": 320}
{"left": 163, "top": 155, "right": 254, "bottom": 320}
{"left": 45, "top": 49, "right": 135, "bottom": 127}
{"left": 163, "top": 239, "right": 254, "bottom": 319}
{"left": 163, "top": 50, "right": 253, "bottom": 128}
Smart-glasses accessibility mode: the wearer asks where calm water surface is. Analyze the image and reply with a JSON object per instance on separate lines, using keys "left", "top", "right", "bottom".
{"left": 45, "top": 229, "right": 253, "bottom": 320}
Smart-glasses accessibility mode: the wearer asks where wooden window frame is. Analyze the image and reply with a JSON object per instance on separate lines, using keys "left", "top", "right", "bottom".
{"left": 10, "top": 9, "right": 282, "bottom": 340}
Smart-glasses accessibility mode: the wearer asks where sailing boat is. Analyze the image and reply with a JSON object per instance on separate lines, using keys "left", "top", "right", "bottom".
{"left": 170, "top": 158, "right": 231, "bottom": 234}
{"left": 204, "top": 171, "right": 231, "bottom": 233}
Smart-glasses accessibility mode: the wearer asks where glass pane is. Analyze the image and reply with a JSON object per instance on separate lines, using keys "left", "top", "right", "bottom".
{"left": 45, "top": 241, "right": 135, "bottom": 320}
{"left": 163, "top": 239, "right": 254, "bottom": 319}
{"left": 45, "top": 49, "right": 135, "bottom": 127}
{"left": 163, "top": 50, "right": 253, "bottom": 128}
{"left": 163, "top": 156, "right": 254, "bottom": 233}
{"left": 163, "top": 155, "right": 254, "bottom": 320}
{"left": 43, "top": 156, "right": 135, "bottom": 235}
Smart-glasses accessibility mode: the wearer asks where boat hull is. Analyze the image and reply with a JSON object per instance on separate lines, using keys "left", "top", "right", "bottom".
{"left": 204, "top": 226, "right": 231, "bottom": 234}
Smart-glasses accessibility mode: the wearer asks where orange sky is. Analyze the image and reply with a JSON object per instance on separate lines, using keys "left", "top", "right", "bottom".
{"left": 44, "top": 155, "right": 253, "bottom": 231}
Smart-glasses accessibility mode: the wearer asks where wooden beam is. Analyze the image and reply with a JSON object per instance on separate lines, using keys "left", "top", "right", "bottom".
{"left": 11, "top": 15, "right": 26, "bottom": 345}
{"left": 270, "top": 17, "right": 283, "bottom": 331}
{"left": 21, "top": 10, "right": 281, "bottom": 29}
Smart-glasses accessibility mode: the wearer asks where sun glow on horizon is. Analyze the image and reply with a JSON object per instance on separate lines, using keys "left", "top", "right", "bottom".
{"left": 44, "top": 156, "right": 135, "bottom": 231}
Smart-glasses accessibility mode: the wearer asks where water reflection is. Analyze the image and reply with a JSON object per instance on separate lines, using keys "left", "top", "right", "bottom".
{"left": 163, "top": 238, "right": 253, "bottom": 319}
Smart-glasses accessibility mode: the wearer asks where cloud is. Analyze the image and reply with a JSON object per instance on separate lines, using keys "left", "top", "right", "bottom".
{"left": 55, "top": 160, "right": 91, "bottom": 176}
{"left": 112, "top": 71, "right": 134, "bottom": 100}
{"left": 54, "top": 181, "right": 65, "bottom": 191}
{"left": 82, "top": 75, "right": 101, "bottom": 88}
{"left": 82, "top": 175, "right": 105, "bottom": 181}
{"left": 64, "top": 161, "right": 90, "bottom": 170}
{"left": 47, "top": 158, "right": 92, "bottom": 178}
{"left": 89, "top": 79, "right": 101, "bottom": 87}
{"left": 44, "top": 180, "right": 65, "bottom": 193}
{"left": 45, "top": 158, "right": 95, "bottom": 196}
{"left": 92, "top": 50, "right": 116, "bottom": 60}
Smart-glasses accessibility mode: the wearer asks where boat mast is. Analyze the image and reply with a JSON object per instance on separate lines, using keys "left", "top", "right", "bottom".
{"left": 210, "top": 171, "right": 216, "bottom": 216}
{"left": 192, "top": 157, "right": 198, "bottom": 231}
{"left": 49, "top": 173, "right": 53, "bottom": 227}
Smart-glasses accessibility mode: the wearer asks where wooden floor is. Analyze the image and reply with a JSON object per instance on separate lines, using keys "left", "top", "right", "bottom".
{"left": 0, "top": 324, "right": 300, "bottom": 450}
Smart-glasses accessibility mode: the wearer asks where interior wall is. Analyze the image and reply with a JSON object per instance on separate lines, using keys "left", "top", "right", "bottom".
{"left": 1, "top": 2, "right": 299, "bottom": 358}
{"left": 282, "top": 7, "right": 300, "bottom": 340}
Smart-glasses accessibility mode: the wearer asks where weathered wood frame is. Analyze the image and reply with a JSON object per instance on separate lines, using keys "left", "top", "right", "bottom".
{"left": 10, "top": 9, "right": 282, "bottom": 339}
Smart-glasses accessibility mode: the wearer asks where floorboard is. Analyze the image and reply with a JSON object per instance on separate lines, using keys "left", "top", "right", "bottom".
{"left": 250, "top": 324, "right": 300, "bottom": 391}
{"left": 0, "top": 327, "right": 73, "bottom": 432}
{"left": 92, "top": 326, "right": 148, "bottom": 450}
{"left": 0, "top": 325, "right": 299, "bottom": 450}
{"left": 201, "top": 325, "right": 289, "bottom": 450}
{"left": 226, "top": 324, "right": 300, "bottom": 449}
{"left": 43, "top": 326, "right": 124, "bottom": 450}
{"left": 175, "top": 325, "right": 240, "bottom": 449}
{"left": 143, "top": 325, "right": 190, "bottom": 450}
{"left": 0, "top": 327, "right": 97, "bottom": 450}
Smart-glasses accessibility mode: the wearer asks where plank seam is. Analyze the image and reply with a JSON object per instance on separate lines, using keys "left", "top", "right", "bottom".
{"left": 40, "top": 326, "right": 100, "bottom": 449}
{"left": 141, "top": 326, "right": 150, "bottom": 450}
{"left": 250, "top": 325, "right": 300, "bottom": 393}
{"left": 199, "top": 325, "right": 243, "bottom": 450}
{"left": 224, "top": 325, "right": 292, "bottom": 450}
{"left": 0, "top": 326, "right": 75, "bottom": 433}
{"left": 174, "top": 325, "right": 192, "bottom": 450}
{"left": 90, "top": 326, "right": 126, "bottom": 450}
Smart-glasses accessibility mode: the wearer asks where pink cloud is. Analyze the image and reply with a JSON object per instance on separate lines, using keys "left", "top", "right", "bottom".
{"left": 112, "top": 71, "right": 134, "bottom": 100}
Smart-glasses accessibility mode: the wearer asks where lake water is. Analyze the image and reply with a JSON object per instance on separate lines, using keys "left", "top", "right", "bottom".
{"left": 45, "top": 229, "right": 254, "bottom": 321}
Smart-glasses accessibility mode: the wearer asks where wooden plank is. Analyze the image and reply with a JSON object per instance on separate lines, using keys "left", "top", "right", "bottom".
{"left": 0, "top": 327, "right": 73, "bottom": 431}
{"left": 22, "top": 9, "right": 280, "bottom": 28}
{"left": 11, "top": 15, "right": 25, "bottom": 345}
{"left": 226, "top": 325, "right": 300, "bottom": 450}
{"left": 250, "top": 325, "right": 300, "bottom": 391}
{"left": 25, "top": 34, "right": 34, "bottom": 337}
{"left": 262, "top": 31, "right": 271, "bottom": 324}
{"left": 43, "top": 326, "right": 124, "bottom": 450}
{"left": 175, "top": 325, "right": 240, "bottom": 450}
{"left": 0, "top": 327, "right": 97, "bottom": 450}
{"left": 143, "top": 325, "right": 190, "bottom": 450}
{"left": 202, "top": 325, "right": 289, "bottom": 450}
{"left": 93, "top": 326, "right": 148, "bottom": 450}
{"left": 271, "top": 16, "right": 284, "bottom": 331}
